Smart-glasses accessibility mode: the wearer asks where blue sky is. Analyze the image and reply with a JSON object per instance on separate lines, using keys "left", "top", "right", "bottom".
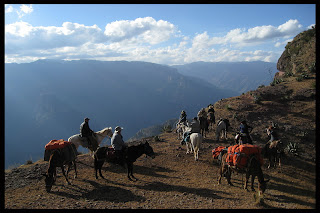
{"left": 5, "top": 4, "right": 316, "bottom": 65}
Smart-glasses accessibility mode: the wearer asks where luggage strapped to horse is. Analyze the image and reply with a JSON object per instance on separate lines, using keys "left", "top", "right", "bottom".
{"left": 225, "top": 144, "right": 264, "bottom": 170}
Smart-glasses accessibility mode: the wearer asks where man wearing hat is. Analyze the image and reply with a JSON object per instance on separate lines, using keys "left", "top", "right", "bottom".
{"left": 80, "top": 117, "right": 95, "bottom": 148}
{"left": 111, "top": 126, "right": 127, "bottom": 166}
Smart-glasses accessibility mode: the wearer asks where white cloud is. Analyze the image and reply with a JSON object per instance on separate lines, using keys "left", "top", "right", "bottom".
{"left": 17, "top": 4, "right": 33, "bottom": 18}
{"left": 5, "top": 18, "right": 306, "bottom": 65}
{"left": 104, "top": 17, "right": 176, "bottom": 44}
{"left": 5, "top": 5, "right": 14, "bottom": 13}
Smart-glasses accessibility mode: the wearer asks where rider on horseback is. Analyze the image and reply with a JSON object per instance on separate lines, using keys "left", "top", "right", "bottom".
{"left": 111, "top": 126, "right": 127, "bottom": 166}
{"left": 178, "top": 110, "right": 187, "bottom": 125}
{"left": 80, "top": 117, "right": 96, "bottom": 148}
{"left": 236, "top": 120, "right": 253, "bottom": 144}
{"left": 180, "top": 117, "right": 200, "bottom": 145}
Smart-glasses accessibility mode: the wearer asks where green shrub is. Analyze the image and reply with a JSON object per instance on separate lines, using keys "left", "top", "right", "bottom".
{"left": 309, "top": 62, "right": 316, "bottom": 73}
{"left": 225, "top": 104, "right": 233, "bottom": 111}
{"left": 161, "top": 124, "right": 172, "bottom": 133}
{"left": 270, "top": 78, "right": 284, "bottom": 86}
{"left": 25, "top": 160, "right": 33, "bottom": 165}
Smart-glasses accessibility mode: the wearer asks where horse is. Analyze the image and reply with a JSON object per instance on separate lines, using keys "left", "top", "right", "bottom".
{"left": 216, "top": 119, "right": 230, "bottom": 142}
{"left": 94, "top": 141, "right": 155, "bottom": 181}
{"left": 218, "top": 153, "right": 269, "bottom": 194}
{"left": 199, "top": 116, "right": 209, "bottom": 138}
{"left": 207, "top": 111, "right": 215, "bottom": 130}
{"left": 262, "top": 126, "right": 284, "bottom": 169}
{"left": 42, "top": 144, "right": 78, "bottom": 192}
{"left": 180, "top": 124, "right": 203, "bottom": 161}
{"left": 68, "top": 127, "right": 113, "bottom": 152}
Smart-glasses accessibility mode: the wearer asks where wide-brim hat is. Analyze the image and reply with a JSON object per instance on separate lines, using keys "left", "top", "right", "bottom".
{"left": 115, "top": 126, "right": 124, "bottom": 132}
{"left": 84, "top": 117, "right": 90, "bottom": 121}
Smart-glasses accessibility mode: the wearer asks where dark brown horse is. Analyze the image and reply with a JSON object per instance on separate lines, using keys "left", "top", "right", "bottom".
{"left": 218, "top": 153, "right": 269, "bottom": 193}
{"left": 43, "top": 146, "right": 78, "bottom": 192}
{"left": 94, "top": 141, "right": 155, "bottom": 181}
{"left": 198, "top": 116, "right": 209, "bottom": 138}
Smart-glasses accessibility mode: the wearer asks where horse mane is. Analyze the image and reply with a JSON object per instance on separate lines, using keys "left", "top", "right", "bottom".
{"left": 96, "top": 127, "right": 112, "bottom": 135}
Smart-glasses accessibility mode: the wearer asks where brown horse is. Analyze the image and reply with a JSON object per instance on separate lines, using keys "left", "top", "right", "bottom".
{"left": 218, "top": 153, "right": 269, "bottom": 193}
{"left": 262, "top": 126, "right": 284, "bottom": 169}
{"left": 262, "top": 139, "right": 284, "bottom": 169}
{"left": 43, "top": 145, "right": 78, "bottom": 192}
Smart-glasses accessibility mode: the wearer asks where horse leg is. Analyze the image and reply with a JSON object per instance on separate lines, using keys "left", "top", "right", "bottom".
{"left": 251, "top": 174, "right": 256, "bottom": 191}
{"left": 61, "top": 166, "right": 71, "bottom": 185}
{"left": 127, "top": 163, "right": 137, "bottom": 181}
{"left": 53, "top": 168, "right": 57, "bottom": 185}
{"left": 226, "top": 168, "right": 233, "bottom": 186}
{"left": 244, "top": 172, "right": 250, "bottom": 191}
{"left": 217, "top": 166, "right": 223, "bottom": 185}
{"left": 98, "top": 162, "right": 105, "bottom": 179}
{"left": 73, "top": 161, "right": 77, "bottom": 178}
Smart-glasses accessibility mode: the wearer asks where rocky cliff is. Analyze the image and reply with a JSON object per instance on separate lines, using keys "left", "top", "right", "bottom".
{"left": 276, "top": 26, "right": 316, "bottom": 77}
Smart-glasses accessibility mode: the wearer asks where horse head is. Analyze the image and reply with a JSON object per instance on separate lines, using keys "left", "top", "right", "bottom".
{"left": 42, "top": 172, "right": 54, "bottom": 192}
{"left": 143, "top": 141, "right": 155, "bottom": 159}
{"left": 96, "top": 127, "right": 113, "bottom": 138}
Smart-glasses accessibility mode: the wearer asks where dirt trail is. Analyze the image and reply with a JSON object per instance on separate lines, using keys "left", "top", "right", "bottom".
{"left": 5, "top": 129, "right": 316, "bottom": 209}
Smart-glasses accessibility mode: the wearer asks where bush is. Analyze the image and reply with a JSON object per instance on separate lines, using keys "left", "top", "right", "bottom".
{"left": 253, "top": 95, "right": 262, "bottom": 104}
{"left": 225, "top": 104, "right": 233, "bottom": 111}
{"left": 161, "top": 124, "right": 172, "bottom": 133}
{"left": 270, "top": 78, "right": 284, "bottom": 86}
{"left": 286, "top": 142, "right": 300, "bottom": 156}
{"left": 25, "top": 160, "right": 33, "bottom": 165}
{"left": 309, "top": 62, "right": 316, "bottom": 73}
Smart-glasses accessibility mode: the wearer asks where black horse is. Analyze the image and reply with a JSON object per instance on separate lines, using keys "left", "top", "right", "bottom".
{"left": 94, "top": 141, "right": 155, "bottom": 181}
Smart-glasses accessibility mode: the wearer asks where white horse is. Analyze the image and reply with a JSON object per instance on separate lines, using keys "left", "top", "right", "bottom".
{"left": 181, "top": 124, "right": 203, "bottom": 161}
{"left": 68, "top": 127, "right": 113, "bottom": 152}
{"left": 216, "top": 119, "right": 229, "bottom": 142}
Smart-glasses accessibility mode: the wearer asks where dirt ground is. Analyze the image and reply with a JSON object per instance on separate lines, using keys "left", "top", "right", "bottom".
{"left": 5, "top": 128, "right": 316, "bottom": 209}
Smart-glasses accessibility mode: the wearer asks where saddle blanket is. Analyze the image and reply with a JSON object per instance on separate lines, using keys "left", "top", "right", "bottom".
{"left": 226, "top": 144, "right": 263, "bottom": 168}
{"left": 212, "top": 146, "right": 226, "bottom": 159}
{"left": 45, "top": 139, "right": 72, "bottom": 150}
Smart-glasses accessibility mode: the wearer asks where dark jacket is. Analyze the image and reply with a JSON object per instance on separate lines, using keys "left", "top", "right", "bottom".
{"left": 80, "top": 121, "right": 93, "bottom": 137}
{"left": 240, "top": 123, "right": 252, "bottom": 134}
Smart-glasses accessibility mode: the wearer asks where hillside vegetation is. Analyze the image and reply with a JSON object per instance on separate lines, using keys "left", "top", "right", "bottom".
{"left": 5, "top": 27, "right": 316, "bottom": 209}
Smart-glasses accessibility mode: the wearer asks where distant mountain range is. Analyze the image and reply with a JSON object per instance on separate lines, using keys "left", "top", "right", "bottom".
{"left": 5, "top": 59, "right": 249, "bottom": 169}
{"left": 173, "top": 61, "right": 277, "bottom": 94}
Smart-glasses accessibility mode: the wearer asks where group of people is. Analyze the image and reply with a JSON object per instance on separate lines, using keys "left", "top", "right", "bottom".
{"left": 79, "top": 106, "right": 255, "bottom": 162}
{"left": 177, "top": 107, "right": 254, "bottom": 145}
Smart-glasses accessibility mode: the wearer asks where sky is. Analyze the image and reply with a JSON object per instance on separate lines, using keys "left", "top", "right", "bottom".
{"left": 5, "top": 4, "right": 316, "bottom": 65}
